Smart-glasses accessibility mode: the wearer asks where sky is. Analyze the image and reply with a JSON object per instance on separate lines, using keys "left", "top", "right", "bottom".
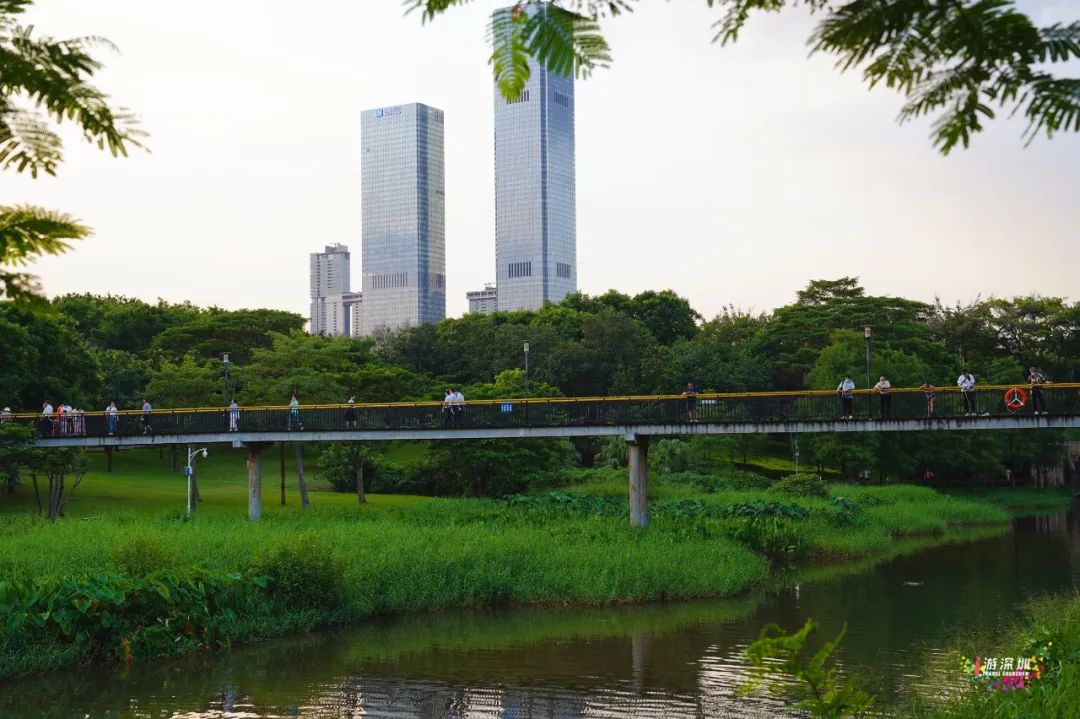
{"left": 2, "top": 0, "right": 1078, "bottom": 321}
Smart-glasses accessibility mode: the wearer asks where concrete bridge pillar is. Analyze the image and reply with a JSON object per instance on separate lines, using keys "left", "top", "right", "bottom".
{"left": 627, "top": 435, "right": 650, "bottom": 528}
{"left": 247, "top": 443, "right": 267, "bottom": 521}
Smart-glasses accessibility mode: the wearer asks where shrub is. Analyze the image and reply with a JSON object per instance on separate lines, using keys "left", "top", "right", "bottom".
{"left": 725, "top": 517, "right": 803, "bottom": 561}
{"left": 110, "top": 530, "right": 179, "bottom": 577}
{"left": 251, "top": 533, "right": 344, "bottom": 610}
{"left": 769, "top": 473, "right": 829, "bottom": 498}
{"left": 724, "top": 500, "right": 810, "bottom": 521}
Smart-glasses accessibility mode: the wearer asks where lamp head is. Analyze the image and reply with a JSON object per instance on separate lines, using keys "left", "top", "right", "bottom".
{"left": 202, "top": 449, "right": 208, "bottom": 459}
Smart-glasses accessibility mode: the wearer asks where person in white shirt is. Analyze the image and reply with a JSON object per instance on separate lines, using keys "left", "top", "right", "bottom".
{"left": 451, "top": 388, "right": 465, "bottom": 428}
{"left": 344, "top": 395, "right": 356, "bottom": 429}
{"left": 229, "top": 399, "right": 240, "bottom": 431}
{"left": 41, "top": 401, "right": 54, "bottom": 437}
{"left": 1027, "top": 367, "right": 1048, "bottom": 415}
{"left": 141, "top": 399, "right": 153, "bottom": 435}
{"left": 956, "top": 371, "right": 977, "bottom": 415}
{"left": 0, "top": 407, "right": 10, "bottom": 425}
{"left": 837, "top": 376, "right": 855, "bottom": 419}
{"left": 873, "top": 376, "right": 892, "bottom": 419}
{"left": 442, "top": 389, "right": 454, "bottom": 427}
{"left": 40, "top": 399, "right": 54, "bottom": 433}
{"left": 106, "top": 401, "right": 118, "bottom": 435}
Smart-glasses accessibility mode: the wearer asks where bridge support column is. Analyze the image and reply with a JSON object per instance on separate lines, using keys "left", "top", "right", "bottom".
{"left": 247, "top": 443, "right": 266, "bottom": 521}
{"left": 627, "top": 435, "right": 650, "bottom": 528}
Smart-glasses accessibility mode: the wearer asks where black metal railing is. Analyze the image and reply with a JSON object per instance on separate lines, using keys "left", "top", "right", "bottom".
{"left": 8, "top": 384, "right": 1079, "bottom": 440}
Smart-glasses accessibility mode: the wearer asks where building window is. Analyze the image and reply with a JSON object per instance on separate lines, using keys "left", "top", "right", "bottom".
{"left": 554, "top": 92, "right": 570, "bottom": 108}
{"left": 430, "top": 273, "right": 445, "bottom": 290}
{"left": 508, "top": 261, "right": 532, "bottom": 279}
{"left": 506, "top": 89, "right": 530, "bottom": 104}
{"left": 557, "top": 262, "right": 572, "bottom": 279}
{"left": 370, "top": 273, "right": 409, "bottom": 289}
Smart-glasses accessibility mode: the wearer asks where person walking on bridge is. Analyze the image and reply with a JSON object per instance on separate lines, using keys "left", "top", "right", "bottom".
{"left": 837, "top": 376, "right": 855, "bottom": 419}
{"left": 683, "top": 383, "right": 700, "bottom": 422}
{"left": 289, "top": 394, "right": 302, "bottom": 431}
{"left": 0, "top": 407, "right": 10, "bottom": 425}
{"left": 450, "top": 388, "right": 466, "bottom": 428}
{"left": 344, "top": 395, "right": 357, "bottom": 429}
{"left": 957, "top": 370, "right": 977, "bottom": 416}
{"left": 141, "top": 399, "right": 153, "bottom": 435}
{"left": 1028, "top": 367, "right": 1048, "bottom": 415}
{"left": 442, "top": 388, "right": 454, "bottom": 428}
{"left": 873, "top": 376, "right": 892, "bottom": 419}
{"left": 920, "top": 382, "right": 936, "bottom": 418}
{"left": 40, "top": 401, "right": 53, "bottom": 437}
{"left": 228, "top": 399, "right": 240, "bottom": 431}
{"left": 106, "top": 401, "right": 118, "bottom": 435}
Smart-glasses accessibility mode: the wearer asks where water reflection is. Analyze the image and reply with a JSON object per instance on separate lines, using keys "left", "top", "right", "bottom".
{"left": 2, "top": 512, "right": 1077, "bottom": 718}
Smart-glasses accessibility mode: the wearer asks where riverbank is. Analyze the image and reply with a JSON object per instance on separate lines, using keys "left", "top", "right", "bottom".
{"left": 906, "top": 592, "right": 1080, "bottom": 718}
{"left": 0, "top": 452, "right": 1016, "bottom": 680}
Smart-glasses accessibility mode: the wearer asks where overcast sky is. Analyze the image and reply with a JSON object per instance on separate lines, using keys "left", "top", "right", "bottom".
{"left": 3, "top": 0, "right": 1077, "bottom": 320}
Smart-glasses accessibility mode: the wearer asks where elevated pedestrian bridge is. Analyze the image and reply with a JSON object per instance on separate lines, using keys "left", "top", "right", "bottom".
{"left": 15, "top": 384, "right": 1079, "bottom": 525}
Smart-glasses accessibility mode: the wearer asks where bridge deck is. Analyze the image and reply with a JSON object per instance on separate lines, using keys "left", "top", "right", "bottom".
{"left": 17, "top": 383, "right": 1080, "bottom": 448}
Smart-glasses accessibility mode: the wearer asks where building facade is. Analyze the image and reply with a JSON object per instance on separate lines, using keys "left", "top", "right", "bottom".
{"left": 311, "top": 292, "right": 362, "bottom": 337}
{"left": 466, "top": 283, "right": 498, "bottom": 314}
{"left": 360, "top": 102, "right": 446, "bottom": 335}
{"left": 310, "top": 244, "right": 359, "bottom": 336}
{"left": 493, "top": 4, "right": 577, "bottom": 312}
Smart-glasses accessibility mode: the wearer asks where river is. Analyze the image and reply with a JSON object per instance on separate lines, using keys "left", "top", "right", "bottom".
{"left": 3, "top": 508, "right": 1077, "bottom": 718}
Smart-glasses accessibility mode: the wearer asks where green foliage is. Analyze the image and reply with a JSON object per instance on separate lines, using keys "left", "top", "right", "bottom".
{"left": 724, "top": 499, "right": 810, "bottom": 521}
{"left": 251, "top": 533, "right": 344, "bottom": 610}
{"left": 109, "top": 530, "right": 179, "bottom": 577}
{"left": 417, "top": 2, "right": 1080, "bottom": 153}
{"left": 649, "top": 438, "right": 690, "bottom": 474}
{"left": 663, "top": 470, "right": 771, "bottom": 493}
{"left": 741, "top": 619, "right": 875, "bottom": 718}
{"left": 0, "top": 0, "right": 143, "bottom": 303}
{"left": 769, "top": 473, "right": 830, "bottom": 499}
{"left": 421, "top": 438, "right": 576, "bottom": 498}
{"left": 315, "top": 443, "right": 364, "bottom": 494}
{"left": 725, "top": 516, "right": 802, "bottom": 561}
{"left": 0, "top": 569, "right": 269, "bottom": 667}
{"left": 145, "top": 354, "right": 221, "bottom": 408}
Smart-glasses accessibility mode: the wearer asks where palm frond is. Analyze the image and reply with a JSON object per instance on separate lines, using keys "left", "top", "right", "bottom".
{"left": 521, "top": 3, "right": 612, "bottom": 80}
{"left": 0, "top": 23, "right": 146, "bottom": 175}
{"left": 488, "top": 5, "right": 532, "bottom": 102}
{"left": 0, "top": 204, "right": 90, "bottom": 305}
{"left": 401, "top": 0, "right": 475, "bottom": 24}
{"left": 0, "top": 105, "right": 62, "bottom": 176}
{"left": 0, "top": 204, "right": 90, "bottom": 267}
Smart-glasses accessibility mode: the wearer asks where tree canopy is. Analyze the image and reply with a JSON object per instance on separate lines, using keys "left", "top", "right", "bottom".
{"left": 409, "top": 0, "right": 1080, "bottom": 153}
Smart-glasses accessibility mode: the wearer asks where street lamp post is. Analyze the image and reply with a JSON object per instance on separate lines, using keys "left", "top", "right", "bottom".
{"left": 863, "top": 326, "right": 872, "bottom": 416}
{"left": 222, "top": 353, "right": 230, "bottom": 406}
{"left": 523, "top": 341, "right": 530, "bottom": 397}
{"left": 184, "top": 446, "right": 208, "bottom": 517}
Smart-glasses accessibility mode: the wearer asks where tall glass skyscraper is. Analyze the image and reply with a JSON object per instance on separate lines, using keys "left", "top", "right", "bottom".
{"left": 360, "top": 102, "right": 446, "bottom": 335}
{"left": 493, "top": 5, "right": 577, "bottom": 312}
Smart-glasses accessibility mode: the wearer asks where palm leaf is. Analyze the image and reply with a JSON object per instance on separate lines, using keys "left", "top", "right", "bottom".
{"left": 521, "top": 3, "right": 612, "bottom": 80}
{"left": 488, "top": 5, "right": 532, "bottom": 103}
{"left": 0, "top": 204, "right": 90, "bottom": 304}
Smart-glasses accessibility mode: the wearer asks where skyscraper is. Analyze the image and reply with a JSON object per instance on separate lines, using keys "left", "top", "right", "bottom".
{"left": 310, "top": 243, "right": 362, "bottom": 337}
{"left": 493, "top": 4, "right": 577, "bottom": 312}
{"left": 360, "top": 102, "right": 446, "bottom": 335}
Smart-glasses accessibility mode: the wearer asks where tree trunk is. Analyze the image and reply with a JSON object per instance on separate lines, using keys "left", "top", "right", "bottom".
{"left": 295, "top": 444, "right": 310, "bottom": 509}
{"left": 106, "top": 446, "right": 114, "bottom": 473}
{"left": 169, "top": 446, "right": 177, "bottom": 472}
{"left": 31, "top": 473, "right": 42, "bottom": 514}
{"left": 355, "top": 445, "right": 366, "bottom": 505}
{"left": 191, "top": 464, "right": 201, "bottom": 503}
{"left": 279, "top": 442, "right": 286, "bottom": 505}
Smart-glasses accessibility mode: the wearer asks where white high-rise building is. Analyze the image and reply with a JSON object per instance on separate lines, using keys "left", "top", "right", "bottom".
{"left": 360, "top": 102, "right": 446, "bottom": 335}
{"left": 310, "top": 244, "right": 362, "bottom": 336}
{"left": 493, "top": 3, "right": 577, "bottom": 312}
{"left": 466, "top": 284, "right": 498, "bottom": 314}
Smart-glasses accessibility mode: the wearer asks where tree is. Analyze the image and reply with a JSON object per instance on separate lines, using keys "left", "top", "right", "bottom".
{"left": 0, "top": 0, "right": 143, "bottom": 303}
{"left": 148, "top": 309, "right": 305, "bottom": 365}
{"left": 145, "top": 355, "right": 221, "bottom": 408}
{"left": 0, "top": 423, "right": 34, "bottom": 496}
{"left": 410, "top": 0, "right": 1080, "bottom": 153}
{"left": 28, "top": 448, "right": 88, "bottom": 519}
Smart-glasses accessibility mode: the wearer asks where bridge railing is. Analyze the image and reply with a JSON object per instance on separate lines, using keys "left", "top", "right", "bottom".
{"left": 7, "top": 384, "right": 1080, "bottom": 439}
